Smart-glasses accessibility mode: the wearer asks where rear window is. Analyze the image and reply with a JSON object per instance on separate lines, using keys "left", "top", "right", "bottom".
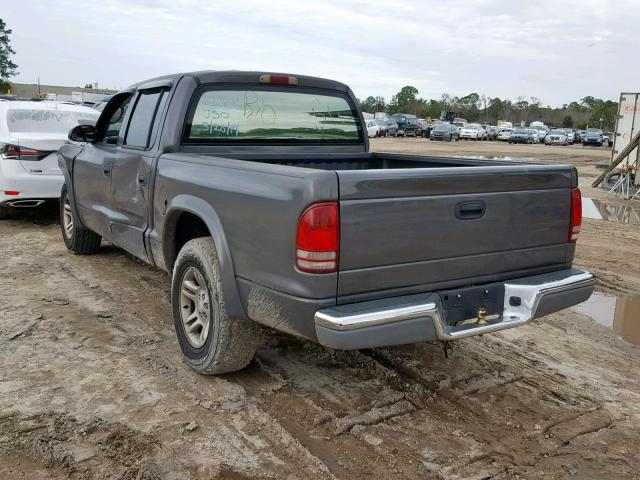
{"left": 6, "top": 109, "right": 98, "bottom": 134}
{"left": 185, "top": 88, "right": 362, "bottom": 143}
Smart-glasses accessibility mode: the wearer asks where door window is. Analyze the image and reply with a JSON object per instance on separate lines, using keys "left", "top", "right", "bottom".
{"left": 125, "top": 91, "right": 163, "bottom": 148}
{"left": 103, "top": 97, "right": 132, "bottom": 144}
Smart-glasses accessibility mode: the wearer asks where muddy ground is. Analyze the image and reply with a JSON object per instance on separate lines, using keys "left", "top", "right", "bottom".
{"left": 1, "top": 140, "right": 639, "bottom": 479}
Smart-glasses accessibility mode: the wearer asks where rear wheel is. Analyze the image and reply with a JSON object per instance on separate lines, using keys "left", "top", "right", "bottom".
{"left": 172, "top": 237, "right": 261, "bottom": 374}
{"left": 0, "top": 206, "right": 11, "bottom": 220}
{"left": 60, "top": 186, "right": 102, "bottom": 254}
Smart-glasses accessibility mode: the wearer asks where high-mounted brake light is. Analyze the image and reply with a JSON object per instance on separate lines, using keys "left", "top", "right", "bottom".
{"left": 259, "top": 74, "right": 298, "bottom": 86}
{"left": 0, "top": 143, "right": 51, "bottom": 161}
{"left": 296, "top": 202, "right": 339, "bottom": 273}
{"left": 569, "top": 187, "right": 582, "bottom": 242}
{"left": 4, "top": 191, "right": 20, "bottom": 196}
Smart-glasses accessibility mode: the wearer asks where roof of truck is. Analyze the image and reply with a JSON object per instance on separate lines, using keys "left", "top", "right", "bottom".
{"left": 128, "top": 70, "right": 351, "bottom": 94}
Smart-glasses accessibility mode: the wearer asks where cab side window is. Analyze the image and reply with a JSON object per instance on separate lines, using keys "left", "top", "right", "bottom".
{"left": 125, "top": 90, "right": 164, "bottom": 148}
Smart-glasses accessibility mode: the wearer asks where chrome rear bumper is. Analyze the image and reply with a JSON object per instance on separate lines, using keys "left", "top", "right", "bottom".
{"left": 314, "top": 269, "right": 595, "bottom": 349}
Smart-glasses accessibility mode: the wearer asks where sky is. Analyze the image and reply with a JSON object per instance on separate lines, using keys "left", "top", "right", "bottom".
{"left": 3, "top": 0, "right": 638, "bottom": 106}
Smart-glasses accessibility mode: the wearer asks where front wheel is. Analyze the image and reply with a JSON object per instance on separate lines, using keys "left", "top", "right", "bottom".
{"left": 60, "top": 187, "right": 102, "bottom": 254}
{"left": 172, "top": 237, "right": 261, "bottom": 375}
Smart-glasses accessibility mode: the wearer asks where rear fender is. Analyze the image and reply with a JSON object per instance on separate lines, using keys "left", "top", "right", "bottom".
{"left": 163, "top": 194, "right": 247, "bottom": 321}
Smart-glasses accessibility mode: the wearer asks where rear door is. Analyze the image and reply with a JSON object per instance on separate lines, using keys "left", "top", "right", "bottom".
{"left": 109, "top": 87, "right": 168, "bottom": 261}
{"left": 336, "top": 159, "right": 576, "bottom": 299}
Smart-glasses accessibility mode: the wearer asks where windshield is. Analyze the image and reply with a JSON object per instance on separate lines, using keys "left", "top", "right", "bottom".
{"left": 434, "top": 124, "right": 449, "bottom": 131}
{"left": 513, "top": 129, "right": 528, "bottom": 134}
{"left": 587, "top": 128, "right": 602, "bottom": 134}
{"left": 375, "top": 119, "right": 388, "bottom": 125}
{"left": 465, "top": 124, "right": 479, "bottom": 129}
{"left": 6, "top": 108, "right": 98, "bottom": 134}
{"left": 549, "top": 129, "right": 565, "bottom": 135}
{"left": 186, "top": 88, "right": 362, "bottom": 143}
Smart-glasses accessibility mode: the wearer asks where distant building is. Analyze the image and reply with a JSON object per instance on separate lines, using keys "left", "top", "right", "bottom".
{"left": 8, "top": 82, "right": 117, "bottom": 103}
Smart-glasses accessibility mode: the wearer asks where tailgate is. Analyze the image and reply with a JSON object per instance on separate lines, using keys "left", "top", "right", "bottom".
{"left": 337, "top": 164, "right": 576, "bottom": 298}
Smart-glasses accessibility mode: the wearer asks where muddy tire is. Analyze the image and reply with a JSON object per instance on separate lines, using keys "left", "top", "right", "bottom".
{"left": 60, "top": 187, "right": 102, "bottom": 254}
{"left": 172, "top": 237, "right": 260, "bottom": 375}
{"left": 0, "top": 206, "right": 11, "bottom": 220}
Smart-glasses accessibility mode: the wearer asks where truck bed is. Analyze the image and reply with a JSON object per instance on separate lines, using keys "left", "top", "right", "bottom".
{"left": 162, "top": 151, "right": 576, "bottom": 306}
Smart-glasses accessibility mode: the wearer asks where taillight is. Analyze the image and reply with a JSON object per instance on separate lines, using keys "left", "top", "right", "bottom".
{"left": 0, "top": 143, "right": 51, "bottom": 161}
{"left": 296, "top": 202, "right": 339, "bottom": 273}
{"left": 569, "top": 187, "right": 582, "bottom": 242}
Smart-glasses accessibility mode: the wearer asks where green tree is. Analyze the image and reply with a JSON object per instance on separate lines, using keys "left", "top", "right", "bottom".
{"left": 359, "top": 96, "right": 378, "bottom": 113}
{"left": 562, "top": 115, "right": 574, "bottom": 128}
{"left": 0, "top": 19, "right": 18, "bottom": 81}
{"left": 388, "top": 86, "right": 419, "bottom": 113}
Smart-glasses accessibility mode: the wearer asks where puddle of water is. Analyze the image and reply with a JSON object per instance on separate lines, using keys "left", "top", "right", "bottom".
{"left": 572, "top": 292, "right": 640, "bottom": 345}
{"left": 582, "top": 197, "right": 640, "bottom": 225}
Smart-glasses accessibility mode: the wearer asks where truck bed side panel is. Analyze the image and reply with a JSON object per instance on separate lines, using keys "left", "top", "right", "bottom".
{"left": 152, "top": 155, "right": 339, "bottom": 300}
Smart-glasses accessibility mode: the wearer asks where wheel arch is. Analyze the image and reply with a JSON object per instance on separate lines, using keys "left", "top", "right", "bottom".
{"left": 163, "top": 195, "right": 247, "bottom": 321}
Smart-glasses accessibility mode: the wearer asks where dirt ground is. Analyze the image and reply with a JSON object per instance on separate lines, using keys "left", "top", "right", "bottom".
{"left": 1, "top": 139, "right": 640, "bottom": 480}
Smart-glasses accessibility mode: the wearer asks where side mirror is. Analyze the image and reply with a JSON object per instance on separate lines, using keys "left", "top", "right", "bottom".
{"left": 69, "top": 124, "right": 96, "bottom": 143}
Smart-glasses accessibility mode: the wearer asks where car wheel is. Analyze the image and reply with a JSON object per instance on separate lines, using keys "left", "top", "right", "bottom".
{"left": 172, "top": 237, "right": 260, "bottom": 375}
{"left": 60, "top": 186, "right": 102, "bottom": 254}
{"left": 0, "top": 206, "right": 11, "bottom": 220}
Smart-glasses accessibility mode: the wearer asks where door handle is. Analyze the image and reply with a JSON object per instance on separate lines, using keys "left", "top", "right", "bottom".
{"left": 455, "top": 201, "right": 486, "bottom": 220}
{"left": 138, "top": 176, "right": 146, "bottom": 186}
{"left": 103, "top": 168, "right": 111, "bottom": 177}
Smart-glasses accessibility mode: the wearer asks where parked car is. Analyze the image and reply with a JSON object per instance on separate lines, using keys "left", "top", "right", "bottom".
{"left": 603, "top": 132, "right": 614, "bottom": 146}
{"left": 564, "top": 129, "right": 576, "bottom": 144}
{"left": 390, "top": 113, "right": 418, "bottom": 137}
{"left": 460, "top": 123, "right": 486, "bottom": 141}
{"left": 58, "top": 70, "right": 594, "bottom": 374}
{"left": 527, "top": 129, "right": 541, "bottom": 143}
{"left": 365, "top": 119, "right": 379, "bottom": 137}
{"left": 374, "top": 118, "right": 397, "bottom": 137}
{"left": 582, "top": 128, "right": 604, "bottom": 146}
{"left": 415, "top": 119, "right": 432, "bottom": 138}
{"left": 508, "top": 128, "right": 535, "bottom": 144}
{"left": 545, "top": 129, "right": 569, "bottom": 145}
{"left": 429, "top": 123, "right": 459, "bottom": 141}
{"left": 488, "top": 126, "right": 501, "bottom": 140}
{"left": 0, "top": 101, "right": 99, "bottom": 219}
{"left": 92, "top": 101, "right": 109, "bottom": 112}
{"left": 497, "top": 128, "right": 513, "bottom": 141}
{"left": 576, "top": 130, "right": 586, "bottom": 142}
{"left": 530, "top": 125, "right": 549, "bottom": 142}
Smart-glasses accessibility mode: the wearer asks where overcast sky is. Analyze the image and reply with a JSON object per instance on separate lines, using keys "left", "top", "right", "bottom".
{"left": 4, "top": 0, "right": 637, "bottom": 106}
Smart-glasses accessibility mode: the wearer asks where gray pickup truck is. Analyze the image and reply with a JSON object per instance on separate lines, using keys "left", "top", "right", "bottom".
{"left": 58, "top": 71, "right": 595, "bottom": 374}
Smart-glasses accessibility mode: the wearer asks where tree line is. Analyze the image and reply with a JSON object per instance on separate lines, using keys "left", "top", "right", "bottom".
{"left": 359, "top": 86, "right": 619, "bottom": 130}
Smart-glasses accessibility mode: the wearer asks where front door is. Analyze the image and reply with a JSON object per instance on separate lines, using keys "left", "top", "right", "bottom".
{"left": 109, "top": 88, "right": 167, "bottom": 261}
{"left": 73, "top": 93, "right": 132, "bottom": 237}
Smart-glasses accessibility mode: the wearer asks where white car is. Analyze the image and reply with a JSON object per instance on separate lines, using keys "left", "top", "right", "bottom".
{"left": 0, "top": 101, "right": 99, "bottom": 218}
{"left": 365, "top": 119, "right": 380, "bottom": 137}
{"left": 459, "top": 123, "right": 486, "bottom": 140}
{"left": 497, "top": 128, "right": 513, "bottom": 141}
{"left": 545, "top": 129, "right": 569, "bottom": 145}
{"left": 564, "top": 129, "right": 576, "bottom": 143}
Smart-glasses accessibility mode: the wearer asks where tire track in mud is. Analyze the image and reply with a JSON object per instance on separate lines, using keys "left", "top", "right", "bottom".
{"left": 0, "top": 222, "right": 338, "bottom": 479}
